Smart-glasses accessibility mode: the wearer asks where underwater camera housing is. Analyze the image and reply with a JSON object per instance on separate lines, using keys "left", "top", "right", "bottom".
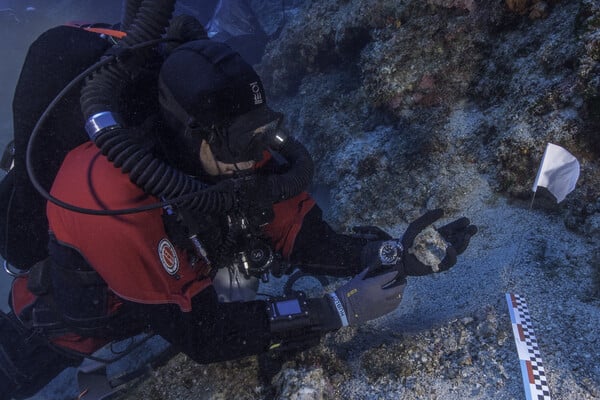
{"left": 234, "top": 236, "right": 275, "bottom": 280}
{"left": 226, "top": 212, "right": 275, "bottom": 281}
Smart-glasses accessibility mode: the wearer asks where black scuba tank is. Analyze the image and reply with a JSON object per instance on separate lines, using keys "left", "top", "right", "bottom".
{"left": 0, "top": 26, "right": 114, "bottom": 269}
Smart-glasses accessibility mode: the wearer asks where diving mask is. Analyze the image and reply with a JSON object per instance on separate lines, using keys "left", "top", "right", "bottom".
{"left": 207, "top": 111, "right": 284, "bottom": 164}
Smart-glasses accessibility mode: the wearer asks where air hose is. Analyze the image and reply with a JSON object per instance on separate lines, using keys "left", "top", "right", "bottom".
{"left": 120, "top": 0, "right": 144, "bottom": 31}
{"left": 80, "top": 0, "right": 174, "bottom": 118}
{"left": 80, "top": 0, "right": 313, "bottom": 215}
{"left": 80, "top": 0, "right": 231, "bottom": 213}
{"left": 267, "top": 136, "right": 314, "bottom": 202}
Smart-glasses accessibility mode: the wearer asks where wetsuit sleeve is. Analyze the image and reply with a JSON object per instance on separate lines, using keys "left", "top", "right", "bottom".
{"left": 289, "top": 206, "right": 369, "bottom": 277}
{"left": 131, "top": 286, "right": 340, "bottom": 363}
{"left": 131, "top": 287, "right": 270, "bottom": 363}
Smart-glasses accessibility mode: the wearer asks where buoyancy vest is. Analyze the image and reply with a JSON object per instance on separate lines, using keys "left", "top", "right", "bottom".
{"left": 46, "top": 142, "right": 212, "bottom": 312}
{"left": 44, "top": 142, "right": 316, "bottom": 311}
{"left": 10, "top": 274, "right": 113, "bottom": 354}
{"left": 255, "top": 152, "right": 317, "bottom": 259}
{"left": 10, "top": 142, "right": 315, "bottom": 352}
{"left": 264, "top": 192, "right": 315, "bottom": 258}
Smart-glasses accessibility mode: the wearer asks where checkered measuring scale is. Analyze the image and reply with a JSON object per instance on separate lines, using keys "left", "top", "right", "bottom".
{"left": 506, "top": 293, "right": 551, "bottom": 400}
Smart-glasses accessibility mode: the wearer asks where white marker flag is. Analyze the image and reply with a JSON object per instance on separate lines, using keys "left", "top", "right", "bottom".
{"left": 532, "top": 143, "right": 580, "bottom": 203}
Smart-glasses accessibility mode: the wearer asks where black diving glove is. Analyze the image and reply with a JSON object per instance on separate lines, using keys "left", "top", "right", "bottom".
{"left": 361, "top": 209, "right": 477, "bottom": 283}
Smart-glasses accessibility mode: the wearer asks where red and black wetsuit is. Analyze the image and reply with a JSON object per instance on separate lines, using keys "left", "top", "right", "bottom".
{"left": 12, "top": 141, "right": 368, "bottom": 362}
{"left": 1, "top": 21, "right": 375, "bottom": 399}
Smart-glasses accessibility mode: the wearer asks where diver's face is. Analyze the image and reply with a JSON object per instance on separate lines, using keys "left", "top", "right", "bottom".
{"left": 198, "top": 121, "right": 279, "bottom": 176}
{"left": 199, "top": 140, "right": 256, "bottom": 176}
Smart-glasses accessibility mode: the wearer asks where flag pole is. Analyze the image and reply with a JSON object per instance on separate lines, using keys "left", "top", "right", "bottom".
{"left": 529, "top": 191, "right": 536, "bottom": 210}
{"left": 530, "top": 143, "right": 549, "bottom": 211}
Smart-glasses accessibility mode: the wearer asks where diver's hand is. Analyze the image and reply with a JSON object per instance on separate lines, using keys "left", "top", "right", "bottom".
{"left": 436, "top": 215, "right": 477, "bottom": 255}
{"left": 401, "top": 209, "right": 453, "bottom": 275}
{"left": 328, "top": 267, "right": 405, "bottom": 327}
{"left": 361, "top": 209, "right": 477, "bottom": 281}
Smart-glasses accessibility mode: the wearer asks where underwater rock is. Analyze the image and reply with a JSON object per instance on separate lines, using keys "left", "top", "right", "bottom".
{"left": 506, "top": 0, "right": 554, "bottom": 19}
{"left": 272, "top": 367, "right": 331, "bottom": 400}
{"left": 262, "top": 0, "right": 600, "bottom": 232}
{"left": 505, "top": 0, "right": 530, "bottom": 15}
{"left": 429, "top": 0, "right": 477, "bottom": 12}
{"left": 529, "top": 1, "right": 549, "bottom": 19}
{"left": 408, "top": 227, "right": 449, "bottom": 272}
{"left": 584, "top": 213, "right": 600, "bottom": 236}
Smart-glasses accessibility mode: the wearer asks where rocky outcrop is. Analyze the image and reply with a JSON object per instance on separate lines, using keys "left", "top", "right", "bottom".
{"left": 258, "top": 0, "right": 600, "bottom": 233}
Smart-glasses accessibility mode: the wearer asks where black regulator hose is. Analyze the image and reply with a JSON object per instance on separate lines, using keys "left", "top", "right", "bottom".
{"left": 96, "top": 127, "right": 234, "bottom": 213}
{"left": 79, "top": 0, "right": 234, "bottom": 214}
{"left": 120, "top": 0, "right": 144, "bottom": 31}
{"left": 80, "top": 0, "right": 313, "bottom": 215}
{"left": 80, "top": 0, "right": 233, "bottom": 213}
{"left": 80, "top": 0, "right": 174, "bottom": 118}
{"left": 269, "top": 136, "right": 314, "bottom": 202}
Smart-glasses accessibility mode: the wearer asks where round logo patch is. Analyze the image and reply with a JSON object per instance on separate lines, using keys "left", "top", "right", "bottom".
{"left": 158, "top": 238, "right": 179, "bottom": 275}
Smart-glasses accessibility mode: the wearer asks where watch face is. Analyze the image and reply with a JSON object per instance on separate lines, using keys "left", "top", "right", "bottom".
{"left": 379, "top": 241, "right": 402, "bottom": 265}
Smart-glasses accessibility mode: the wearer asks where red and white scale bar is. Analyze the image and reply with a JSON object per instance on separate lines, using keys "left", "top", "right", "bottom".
{"left": 506, "top": 293, "right": 552, "bottom": 400}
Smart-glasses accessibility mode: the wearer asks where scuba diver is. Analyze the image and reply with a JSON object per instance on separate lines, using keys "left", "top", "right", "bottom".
{"left": 0, "top": 2, "right": 477, "bottom": 400}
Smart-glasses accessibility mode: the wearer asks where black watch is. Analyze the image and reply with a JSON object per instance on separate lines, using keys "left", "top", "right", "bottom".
{"left": 378, "top": 240, "right": 403, "bottom": 265}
